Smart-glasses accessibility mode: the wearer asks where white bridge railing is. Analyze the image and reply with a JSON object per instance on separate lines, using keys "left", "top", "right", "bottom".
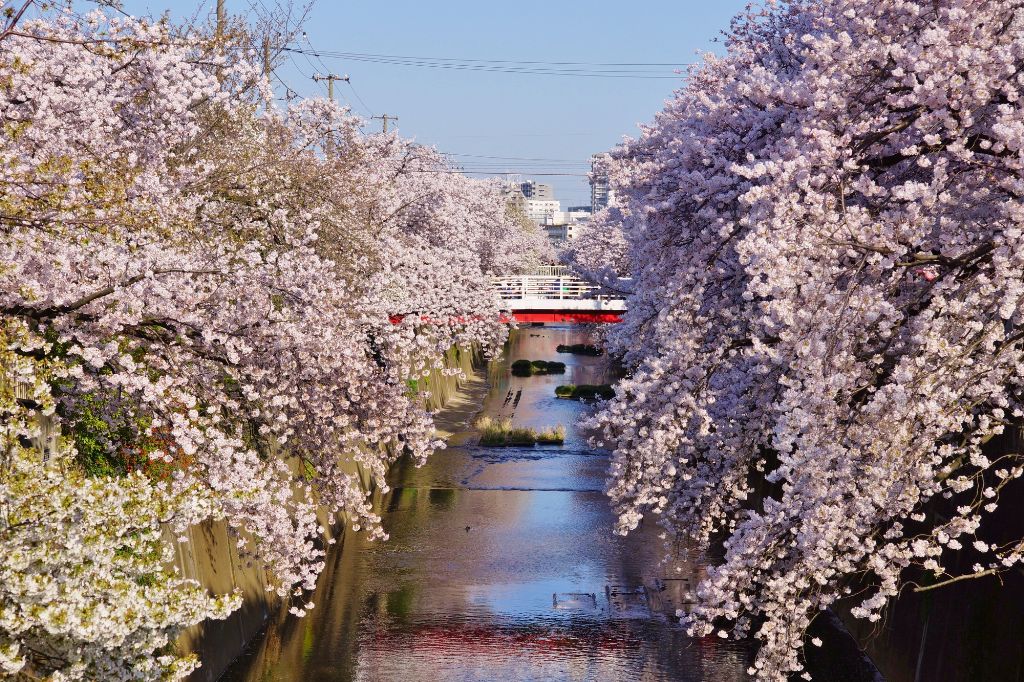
{"left": 491, "top": 273, "right": 627, "bottom": 312}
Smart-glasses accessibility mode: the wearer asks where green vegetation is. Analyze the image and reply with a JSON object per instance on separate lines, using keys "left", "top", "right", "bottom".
{"left": 64, "top": 392, "right": 185, "bottom": 479}
{"left": 510, "top": 359, "right": 567, "bottom": 376}
{"left": 554, "top": 384, "right": 616, "bottom": 401}
{"left": 556, "top": 343, "right": 603, "bottom": 356}
{"left": 476, "top": 417, "right": 565, "bottom": 446}
{"left": 535, "top": 425, "right": 567, "bottom": 444}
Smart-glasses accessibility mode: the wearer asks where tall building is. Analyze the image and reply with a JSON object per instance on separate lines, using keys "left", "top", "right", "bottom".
{"left": 520, "top": 181, "right": 555, "bottom": 200}
{"left": 590, "top": 154, "right": 615, "bottom": 211}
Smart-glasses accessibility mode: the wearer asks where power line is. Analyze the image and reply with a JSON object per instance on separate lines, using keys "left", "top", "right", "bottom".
{"left": 283, "top": 48, "right": 687, "bottom": 79}
{"left": 302, "top": 32, "right": 355, "bottom": 109}
{"left": 446, "top": 152, "right": 589, "bottom": 163}
{"left": 302, "top": 31, "right": 334, "bottom": 74}
{"left": 291, "top": 48, "right": 690, "bottom": 68}
{"left": 288, "top": 54, "right": 314, "bottom": 80}
{"left": 272, "top": 72, "right": 300, "bottom": 102}
{"left": 347, "top": 81, "right": 374, "bottom": 117}
{"left": 313, "top": 73, "right": 349, "bottom": 102}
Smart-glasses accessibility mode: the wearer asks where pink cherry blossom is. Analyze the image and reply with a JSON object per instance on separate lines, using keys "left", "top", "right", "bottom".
{"left": 586, "top": 1, "right": 1024, "bottom": 679}
{"left": 0, "top": 3, "right": 548, "bottom": 678}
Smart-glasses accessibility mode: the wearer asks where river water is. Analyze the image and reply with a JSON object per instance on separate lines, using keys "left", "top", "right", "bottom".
{"left": 222, "top": 325, "right": 752, "bottom": 682}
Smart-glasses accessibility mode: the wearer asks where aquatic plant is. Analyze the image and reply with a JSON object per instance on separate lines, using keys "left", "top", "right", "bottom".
{"left": 510, "top": 359, "right": 567, "bottom": 376}
{"left": 555, "top": 344, "right": 603, "bottom": 356}
{"left": 555, "top": 384, "right": 616, "bottom": 401}
{"left": 476, "top": 417, "right": 565, "bottom": 446}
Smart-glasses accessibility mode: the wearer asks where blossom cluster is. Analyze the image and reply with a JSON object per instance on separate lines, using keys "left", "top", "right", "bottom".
{"left": 587, "top": 1, "right": 1024, "bottom": 679}
{"left": 0, "top": 3, "right": 547, "bottom": 678}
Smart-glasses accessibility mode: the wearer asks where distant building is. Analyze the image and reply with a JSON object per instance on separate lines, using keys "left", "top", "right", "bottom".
{"left": 502, "top": 182, "right": 526, "bottom": 211}
{"left": 539, "top": 209, "right": 589, "bottom": 226}
{"left": 511, "top": 178, "right": 592, "bottom": 247}
{"left": 520, "top": 181, "right": 555, "bottom": 200}
{"left": 542, "top": 221, "right": 582, "bottom": 245}
{"left": 590, "top": 155, "right": 615, "bottom": 211}
{"left": 524, "top": 198, "right": 561, "bottom": 223}
{"left": 566, "top": 208, "right": 592, "bottom": 224}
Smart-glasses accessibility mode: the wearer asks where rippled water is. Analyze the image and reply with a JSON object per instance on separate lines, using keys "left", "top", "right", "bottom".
{"left": 222, "top": 325, "right": 752, "bottom": 682}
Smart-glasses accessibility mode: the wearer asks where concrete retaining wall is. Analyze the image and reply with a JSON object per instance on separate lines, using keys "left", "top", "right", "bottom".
{"left": 179, "top": 344, "right": 485, "bottom": 681}
{"left": 838, "top": 423, "right": 1024, "bottom": 682}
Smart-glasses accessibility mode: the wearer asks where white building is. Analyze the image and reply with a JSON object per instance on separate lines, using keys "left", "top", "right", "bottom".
{"left": 524, "top": 198, "right": 561, "bottom": 223}
{"left": 542, "top": 221, "right": 583, "bottom": 245}
{"left": 509, "top": 179, "right": 592, "bottom": 247}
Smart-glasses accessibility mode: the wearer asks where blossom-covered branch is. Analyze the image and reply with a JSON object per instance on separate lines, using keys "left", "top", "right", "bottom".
{"left": 0, "top": 2, "right": 548, "bottom": 678}
{"left": 588, "top": 1, "right": 1024, "bottom": 679}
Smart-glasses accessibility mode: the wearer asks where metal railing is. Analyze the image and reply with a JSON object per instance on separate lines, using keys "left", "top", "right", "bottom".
{"left": 529, "top": 265, "right": 572, "bottom": 277}
{"left": 491, "top": 274, "right": 627, "bottom": 311}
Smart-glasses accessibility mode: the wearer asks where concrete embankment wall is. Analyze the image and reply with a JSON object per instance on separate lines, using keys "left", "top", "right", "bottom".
{"left": 837, "top": 424, "right": 1024, "bottom": 682}
{"left": 179, "top": 344, "right": 485, "bottom": 681}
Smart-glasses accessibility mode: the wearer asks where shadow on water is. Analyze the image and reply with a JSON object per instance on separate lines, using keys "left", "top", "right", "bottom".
{"left": 222, "top": 325, "right": 754, "bottom": 682}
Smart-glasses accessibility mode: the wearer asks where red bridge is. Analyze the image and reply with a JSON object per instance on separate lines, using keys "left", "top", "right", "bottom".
{"left": 493, "top": 269, "right": 626, "bottom": 324}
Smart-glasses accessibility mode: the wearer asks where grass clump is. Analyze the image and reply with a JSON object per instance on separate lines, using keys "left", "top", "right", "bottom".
{"left": 554, "top": 384, "right": 616, "bottom": 401}
{"left": 555, "top": 344, "right": 603, "bottom": 356}
{"left": 476, "top": 417, "right": 565, "bottom": 446}
{"left": 511, "top": 359, "right": 567, "bottom": 376}
{"left": 536, "top": 425, "right": 566, "bottom": 444}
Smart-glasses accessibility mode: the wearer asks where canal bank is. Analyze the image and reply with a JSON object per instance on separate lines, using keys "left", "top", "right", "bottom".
{"left": 178, "top": 345, "right": 485, "bottom": 682}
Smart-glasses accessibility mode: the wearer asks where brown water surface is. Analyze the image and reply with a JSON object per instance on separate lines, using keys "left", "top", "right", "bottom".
{"left": 221, "top": 325, "right": 752, "bottom": 682}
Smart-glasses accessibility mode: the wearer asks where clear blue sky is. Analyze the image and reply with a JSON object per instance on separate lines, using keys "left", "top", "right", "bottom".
{"left": 110, "top": 0, "right": 749, "bottom": 206}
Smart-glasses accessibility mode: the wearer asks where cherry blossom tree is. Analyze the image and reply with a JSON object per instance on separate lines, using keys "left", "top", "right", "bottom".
{"left": 0, "top": 3, "right": 546, "bottom": 678}
{"left": 561, "top": 207, "right": 631, "bottom": 289}
{"left": 588, "top": 1, "right": 1024, "bottom": 679}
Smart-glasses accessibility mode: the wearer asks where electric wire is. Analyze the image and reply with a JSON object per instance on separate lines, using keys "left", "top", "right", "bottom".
{"left": 290, "top": 48, "right": 690, "bottom": 68}
{"left": 346, "top": 81, "right": 375, "bottom": 117}
{"left": 299, "top": 33, "right": 356, "bottom": 109}
{"left": 283, "top": 47, "right": 687, "bottom": 79}
{"left": 446, "top": 152, "right": 590, "bottom": 163}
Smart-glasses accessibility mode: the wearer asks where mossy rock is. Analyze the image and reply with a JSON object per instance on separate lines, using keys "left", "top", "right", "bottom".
{"left": 555, "top": 343, "right": 603, "bottom": 356}
{"left": 554, "top": 384, "right": 615, "bottom": 401}
{"left": 511, "top": 359, "right": 534, "bottom": 376}
{"left": 555, "top": 384, "right": 576, "bottom": 397}
{"left": 511, "top": 359, "right": 567, "bottom": 376}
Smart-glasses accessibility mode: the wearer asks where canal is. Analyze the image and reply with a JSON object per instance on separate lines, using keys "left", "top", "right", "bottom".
{"left": 222, "top": 325, "right": 752, "bottom": 682}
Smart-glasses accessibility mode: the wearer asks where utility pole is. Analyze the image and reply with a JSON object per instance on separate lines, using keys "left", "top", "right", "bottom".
{"left": 312, "top": 74, "right": 348, "bottom": 156}
{"left": 216, "top": 0, "right": 226, "bottom": 44}
{"left": 215, "top": 0, "right": 226, "bottom": 81}
{"left": 262, "top": 35, "right": 272, "bottom": 106}
{"left": 262, "top": 35, "right": 271, "bottom": 78}
{"left": 312, "top": 73, "right": 348, "bottom": 102}
{"left": 372, "top": 114, "right": 398, "bottom": 134}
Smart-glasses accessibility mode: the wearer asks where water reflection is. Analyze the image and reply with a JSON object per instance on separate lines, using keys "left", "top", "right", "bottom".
{"left": 222, "top": 325, "right": 751, "bottom": 682}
